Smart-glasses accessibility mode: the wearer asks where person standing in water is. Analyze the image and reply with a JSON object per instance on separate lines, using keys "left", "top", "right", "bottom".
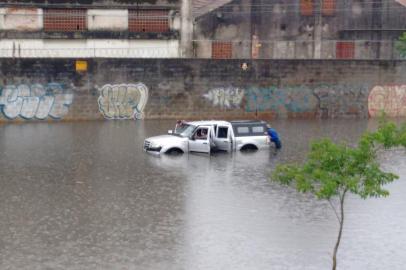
{"left": 267, "top": 126, "right": 282, "bottom": 149}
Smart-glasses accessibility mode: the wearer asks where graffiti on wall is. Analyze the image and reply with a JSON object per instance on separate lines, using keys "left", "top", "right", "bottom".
{"left": 245, "top": 86, "right": 319, "bottom": 114}
{"left": 203, "top": 87, "right": 245, "bottom": 109}
{"left": 202, "top": 84, "right": 369, "bottom": 117}
{"left": 98, "top": 83, "right": 149, "bottom": 119}
{"left": 0, "top": 83, "right": 74, "bottom": 120}
{"left": 314, "top": 84, "right": 369, "bottom": 118}
{"left": 368, "top": 85, "right": 406, "bottom": 117}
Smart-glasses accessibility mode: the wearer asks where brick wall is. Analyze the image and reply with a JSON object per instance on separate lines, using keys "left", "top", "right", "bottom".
{"left": 212, "top": 42, "right": 233, "bottom": 59}
{"left": 128, "top": 10, "right": 170, "bottom": 33}
{"left": 43, "top": 9, "right": 87, "bottom": 31}
{"left": 1, "top": 59, "right": 406, "bottom": 123}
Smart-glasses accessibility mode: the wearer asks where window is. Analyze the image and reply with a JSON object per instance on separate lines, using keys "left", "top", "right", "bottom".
{"left": 300, "top": 0, "right": 313, "bottom": 16}
{"left": 252, "top": 126, "right": 265, "bottom": 133}
{"left": 212, "top": 42, "right": 232, "bottom": 59}
{"left": 217, "top": 127, "right": 228, "bottom": 139}
{"left": 128, "top": 10, "right": 169, "bottom": 33}
{"left": 44, "top": 9, "right": 86, "bottom": 31}
{"left": 336, "top": 42, "right": 355, "bottom": 59}
{"left": 236, "top": 127, "right": 249, "bottom": 134}
{"left": 194, "top": 128, "right": 208, "bottom": 140}
{"left": 322, "top": 0, "right": 336, "bottom": 16}
{"left": 176, "top": 124, "right": 196, "bottom": 138}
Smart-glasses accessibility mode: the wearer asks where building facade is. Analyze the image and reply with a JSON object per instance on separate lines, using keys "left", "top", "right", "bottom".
{"left": 0, "top": 0, "right": 405, "bottom": 60}
{"left": 194, "top": 0, "right": 406, "bottom": 59}
{"left": 0, "top": 1, "right": 405, "bottom": 122}
{"left": 0, "top": 0, "right": 194, "bottom": 58}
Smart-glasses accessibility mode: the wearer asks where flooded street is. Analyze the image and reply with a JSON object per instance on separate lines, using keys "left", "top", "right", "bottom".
{"left": 0, "top": 119, "right": 405, "bottom": 270}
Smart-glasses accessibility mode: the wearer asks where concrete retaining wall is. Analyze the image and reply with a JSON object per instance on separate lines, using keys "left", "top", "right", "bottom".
{"left": 1, "top": 59, "right": 406, "bottom": 122}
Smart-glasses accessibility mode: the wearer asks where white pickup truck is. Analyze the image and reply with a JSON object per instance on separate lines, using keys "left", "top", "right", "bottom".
{"left": 143, "top": 120, "right": 281, "bottom": 155}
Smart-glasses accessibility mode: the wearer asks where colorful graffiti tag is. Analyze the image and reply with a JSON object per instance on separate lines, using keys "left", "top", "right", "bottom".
{"left": 245, "top": 86, "right": 319, "bottom": 115}
{"left": 368, "top": 85, "right": 406, "bottom": 117}
{"left": 0, "top": 83, "right": 74, "bottom": 120}
{"left": 98, "top": 83, "right": 149, "bottom": 119}
{"left": 203, "top": 87, "right": 244, "bottom": 109}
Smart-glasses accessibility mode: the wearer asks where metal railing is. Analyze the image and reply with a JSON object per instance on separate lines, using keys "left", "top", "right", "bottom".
{"left": 194, "top": 39, "right": 406, "bottom": 60}
{"left": 0, "top": 40, "right": 404, "bottom": 59}
{"left": 0, "top": 47, "right": 177, "bottom": 58}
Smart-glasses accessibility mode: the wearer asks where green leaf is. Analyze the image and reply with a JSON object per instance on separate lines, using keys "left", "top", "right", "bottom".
{"left": 270, "top": 116, "right": 406, "bottom": 270}
{"left": 270, "top": 118, "right": 405, "bottom": 201}
{"left": 396, "top": 32, "right": 406, "bottom": 58}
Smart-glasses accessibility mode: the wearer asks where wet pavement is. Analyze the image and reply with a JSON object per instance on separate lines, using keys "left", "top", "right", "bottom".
{"left": 0, "top": 119, "right": 405, "bottom": 270}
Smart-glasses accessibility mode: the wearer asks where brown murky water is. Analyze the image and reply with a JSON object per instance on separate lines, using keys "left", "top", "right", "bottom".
{"left": 0, "top": 120, "right": 405, "bottom": 270}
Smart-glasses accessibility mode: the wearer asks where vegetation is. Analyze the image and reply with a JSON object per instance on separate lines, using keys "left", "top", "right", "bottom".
{"left": 271, "top": 119, "right": 406, "bottom": 270}
{"left": 396, "top": 32, "right": 406, "bottom": 58}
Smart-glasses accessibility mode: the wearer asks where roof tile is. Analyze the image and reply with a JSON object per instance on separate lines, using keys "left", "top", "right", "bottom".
{"left": 193, "top": 0, "right": 234, "bottom": 17}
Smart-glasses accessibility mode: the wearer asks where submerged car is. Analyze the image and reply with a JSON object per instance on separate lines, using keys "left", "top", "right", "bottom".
{"left": 143, "top": 120, "right": 281, "bottom": 155}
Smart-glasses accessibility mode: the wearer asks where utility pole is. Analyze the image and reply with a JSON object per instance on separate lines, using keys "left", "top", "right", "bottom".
{"left": 313, "top": 0, "right": 323, "bottom": 59}
{"left": 371, "top": 0, "right": 383, "bottom": 59}
{"left": 180, "top": 0, "right": 193, "bottom": 58}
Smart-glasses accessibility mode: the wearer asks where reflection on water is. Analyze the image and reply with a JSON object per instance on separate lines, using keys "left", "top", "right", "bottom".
{"left": 0, "top": 119, "right": 405, "bottom": 270}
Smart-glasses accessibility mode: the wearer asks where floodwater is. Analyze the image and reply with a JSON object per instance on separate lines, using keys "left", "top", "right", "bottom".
{"left": 0, "top": 119, "right": 405, "bottom": 270}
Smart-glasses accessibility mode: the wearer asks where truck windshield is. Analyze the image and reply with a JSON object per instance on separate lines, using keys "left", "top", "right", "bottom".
{"left": 175, "top": 124, "right": 197, "bottom": 138}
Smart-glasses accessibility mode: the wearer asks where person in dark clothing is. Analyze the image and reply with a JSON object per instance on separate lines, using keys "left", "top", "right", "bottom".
{"left": 267, "top": 127, "right": 282, "bottom": 149}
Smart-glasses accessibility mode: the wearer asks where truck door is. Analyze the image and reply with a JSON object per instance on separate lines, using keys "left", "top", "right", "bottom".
{"left": 215, "top": 125, "right": 232, "bottom": 151}
{"left": 189, "top": 126, "right": 212, "bottom": 153}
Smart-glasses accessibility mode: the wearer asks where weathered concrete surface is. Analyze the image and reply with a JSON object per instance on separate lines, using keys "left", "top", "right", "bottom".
{"left": 1, "top": 59, "right": 406, "bottom": 122}
{"left": 194, "top": 0, "right": 406, "bottom": 59}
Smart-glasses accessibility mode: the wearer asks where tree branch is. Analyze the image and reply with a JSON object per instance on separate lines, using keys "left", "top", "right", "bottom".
{"left": 328, "top": 198, "right": 340, "bottom": 223}
{"left": 332, "top": 189, "right": 348, "bottom": 270}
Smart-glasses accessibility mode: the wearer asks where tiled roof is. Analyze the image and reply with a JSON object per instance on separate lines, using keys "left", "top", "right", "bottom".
{"left": 193, "top": 0, "right": 406, "bottom": 18}
{"left": 396, "top": 0, "right": 406, "bottom": 6}
{"left": 193, "top": 0, "right": 234, "bottom": 18}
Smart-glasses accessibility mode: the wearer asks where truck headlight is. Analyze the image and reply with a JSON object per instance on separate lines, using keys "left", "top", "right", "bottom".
{"left": 148, "top": 142, "right": 162, "bottom": 152}
{"left": 150, "top": 142, "right": 158, "bottom": 148}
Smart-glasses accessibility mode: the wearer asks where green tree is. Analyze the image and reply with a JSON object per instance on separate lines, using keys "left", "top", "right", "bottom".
{"left": 396, "top": 32, "right": 406, "bottom": 58}
{"left": 271, "top": 120, "right": 406, "bottom": 270}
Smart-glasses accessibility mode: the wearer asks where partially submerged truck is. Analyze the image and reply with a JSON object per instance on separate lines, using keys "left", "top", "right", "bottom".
{"left": 143, "top": 120, "right": 281, "bottom": 155}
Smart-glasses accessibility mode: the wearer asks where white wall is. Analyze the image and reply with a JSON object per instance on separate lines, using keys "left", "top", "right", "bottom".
{"left": 87, "top": 9, "right": 128, "bottom": 31}
{"left": 0, "top": 8, "right": 43, "bottom": 31}
{"left": 0, "top": 39, "right": 180, "bottom": 58}
{"left": 0, "top": 8, "right": 181, "bottom": 58}
{"left": 0, "top": 8, "right": 179, "bottom": 31}
{"left": 169, "top": 10, "right": 181, "bottom": 31}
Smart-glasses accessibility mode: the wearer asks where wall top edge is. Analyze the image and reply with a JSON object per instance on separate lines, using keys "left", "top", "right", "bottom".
{"left": 0, "top": 58, "right": 406, "bottom": 63}
{"left": 0, "top": 3, "right": 180, "bottom": 10}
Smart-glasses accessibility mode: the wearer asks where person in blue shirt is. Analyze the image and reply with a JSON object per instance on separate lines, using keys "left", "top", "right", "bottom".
{"left": 267, "top": 127, "right": 282, "bottom": 149}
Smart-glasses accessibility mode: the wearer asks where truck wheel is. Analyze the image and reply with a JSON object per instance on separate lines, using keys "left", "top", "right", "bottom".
{"left": 240, "top": 144, "right": 258, "bottom": 152}
{"left": 166, "top": 148, "right": 184, "bottom": 155}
